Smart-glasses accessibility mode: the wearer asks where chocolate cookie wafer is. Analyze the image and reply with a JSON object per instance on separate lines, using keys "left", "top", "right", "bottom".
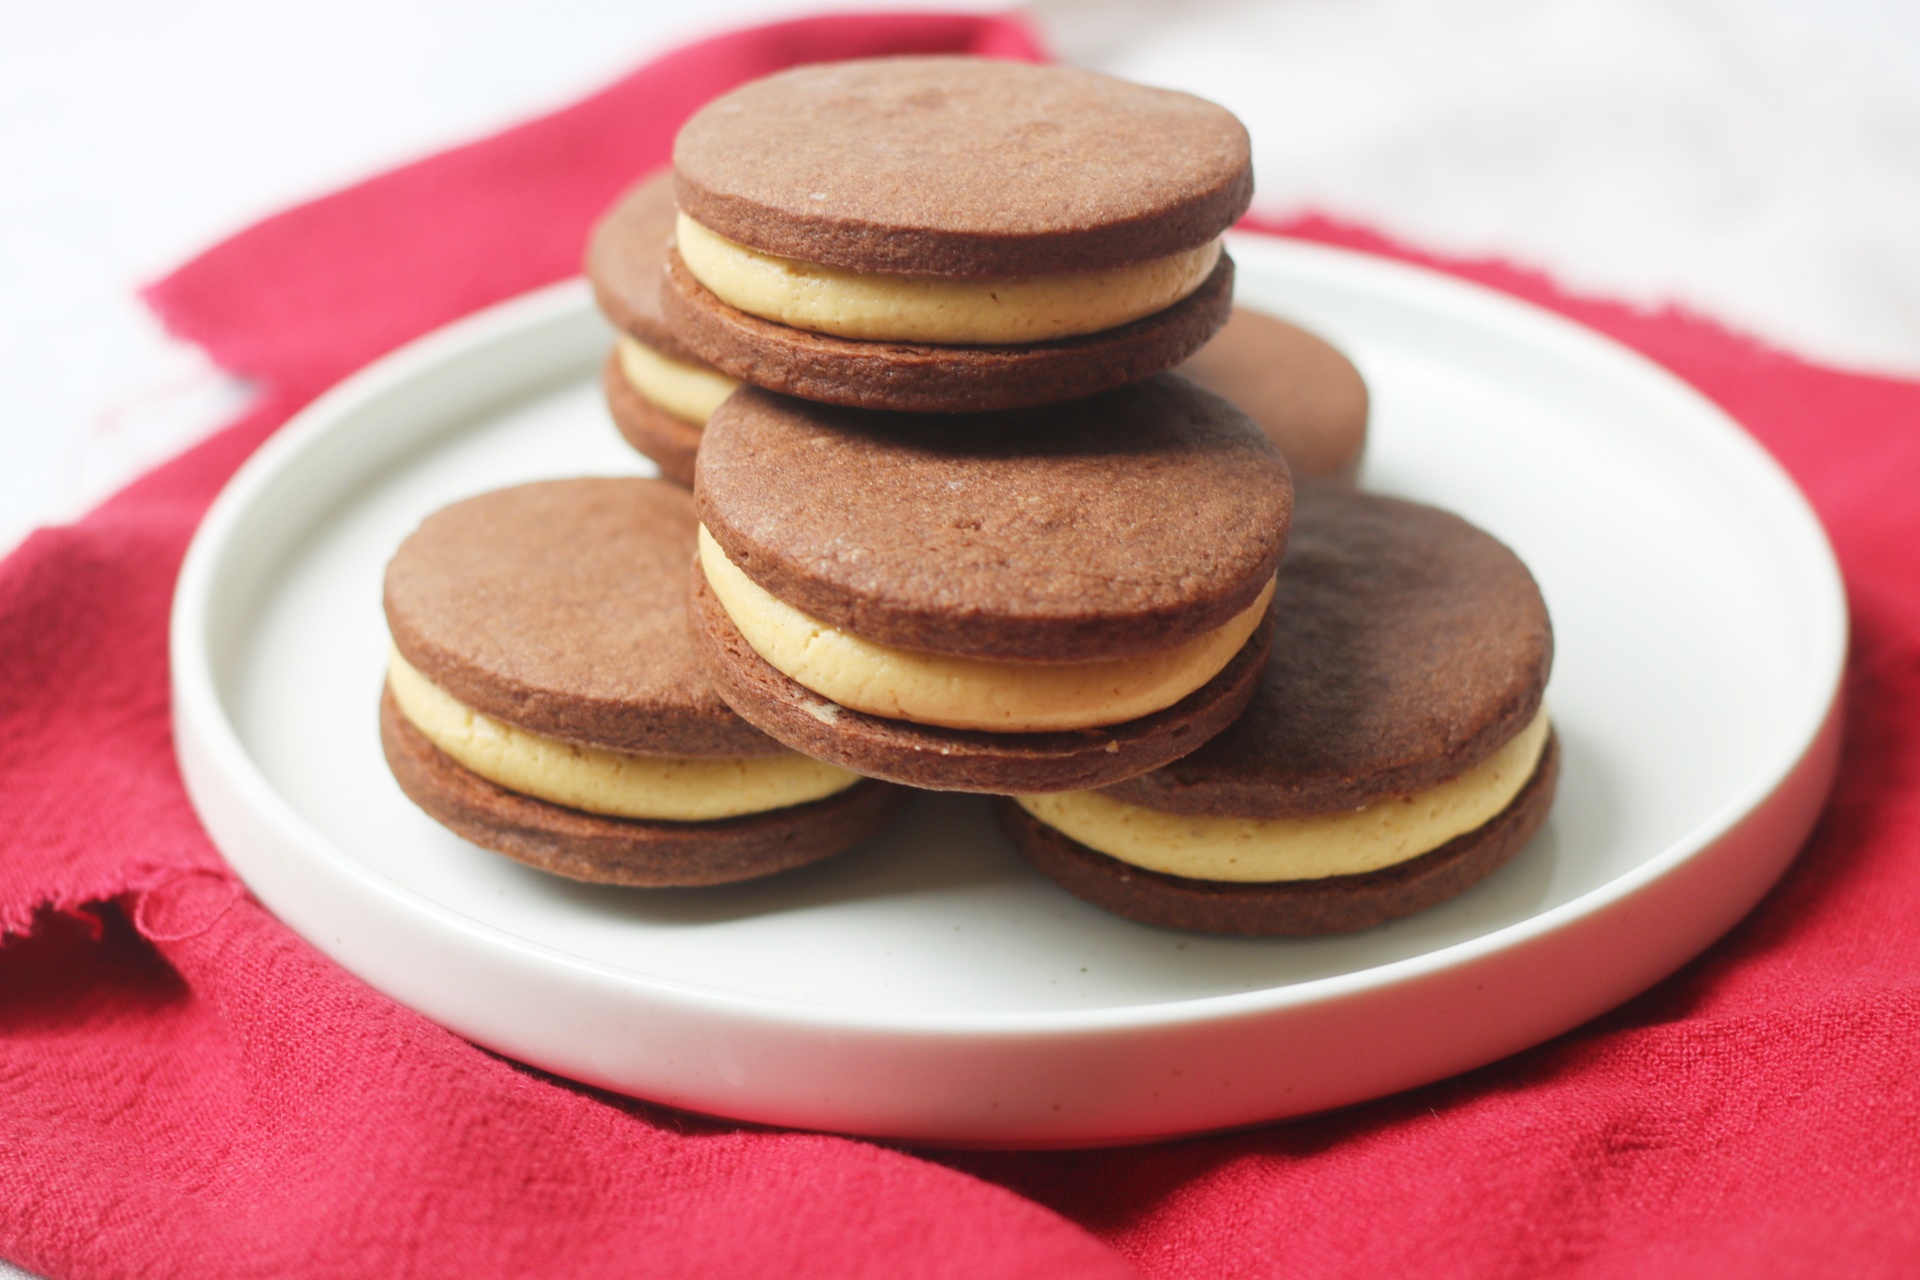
{"left": 662, "top": 58, "right": 1250, "bottom": 412}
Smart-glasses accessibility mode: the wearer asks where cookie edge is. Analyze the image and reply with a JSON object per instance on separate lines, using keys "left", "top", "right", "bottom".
{"left": 999, "top": 731, "right": 1560, "bottom": 935}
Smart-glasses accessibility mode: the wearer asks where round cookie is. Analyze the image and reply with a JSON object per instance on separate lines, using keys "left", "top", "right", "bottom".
{"left": 689, "top": 377, "right": 1290, "bottom": 792}
{"left": 1177, "top": 307, "right": 1369, "bottom": 481}
{"left": 695, "top": 377, "right": 1291, "bottom": 663}
{"left": 1004, "top": 486, "right": 1557, "bottom": 934}
{"left": 382, "top": 477, "right": 906, "bottom": 885}
{"left": 673, "top": 58, "right": 1252, "bottom": 277}
{"left": 664, "top": 57, "right": 1250, "bottom": 412}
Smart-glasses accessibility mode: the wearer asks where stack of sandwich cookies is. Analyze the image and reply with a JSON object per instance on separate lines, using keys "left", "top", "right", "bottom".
{"left": 389, "top": 54, "right": 1536, "bottom": 940}
{"left": 381, "top": 478, "right": 906, "bottom": 886}
{"left": 587, "top": 173, "right": 741, "bottom": 486}
{"left": 998, "top": 487, "right": 1557, "bottom": 934}
{"left": 663, "top": 58, "right": 1248, "bottom": 412}
{"left": 689, "top": 376, "right": 1291, "bottom": 793}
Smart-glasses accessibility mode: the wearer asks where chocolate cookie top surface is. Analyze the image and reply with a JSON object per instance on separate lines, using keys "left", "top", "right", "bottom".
{"left": 384, "top": 477, "right": 778, "bottom": 757}
{"left": 1177, "top": 307, "right": 1369, "bottom": 480}
{"left": 584, "top": 171, "right": 702, "bottom": 361}
{"left": 1103, "top": 487, "right": 1553, "bottom": 817}
{"left": 673, "top": 58, "right": 1253, "bottom": 278}
{"left": 695, "top": 376, "right": 1292, "bottom": 663}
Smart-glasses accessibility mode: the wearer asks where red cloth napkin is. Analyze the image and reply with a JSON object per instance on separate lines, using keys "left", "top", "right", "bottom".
{"left": 3, "top": 11, "right": 1918, "bottom": 1279}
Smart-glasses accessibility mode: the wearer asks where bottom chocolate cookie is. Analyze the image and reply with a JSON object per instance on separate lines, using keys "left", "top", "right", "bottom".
{"left": 690, "top": 567, "right": 1273, "bottom": 794}
{"left": 998, "top": 733, "right": 1559, "bottom": 936}
{"left": 603, "top": 350, "right": 704, "bottom": 488}
{"left": 382, "top": 689, "right": 907, "bottom": 887}
{"left": 662, "top": 247, "right": 1235, "bottom": 413}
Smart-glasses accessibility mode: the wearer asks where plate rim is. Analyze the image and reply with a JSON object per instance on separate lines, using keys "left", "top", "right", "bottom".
{"left": 171, "top": 236, "right": 1848, "bottom": 1037}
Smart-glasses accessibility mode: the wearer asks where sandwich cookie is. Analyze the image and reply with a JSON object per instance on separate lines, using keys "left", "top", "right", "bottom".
{"left": 587, "top": 171, "right": 741, "bottom": 487}
{"left": 663, "top": 58, "right": 1250, "bottom": 412}
{"left": 381, "top": 478, "right": 905, "bottom": 886}
{"left": 690, "top": 376, "right": 1291, "bottom": 792}
{"left": 1178, "top": 307, "right": 1370, "bottom": 481}
{"left": 998, "top": 487, "right": 1557, "bottom": 934}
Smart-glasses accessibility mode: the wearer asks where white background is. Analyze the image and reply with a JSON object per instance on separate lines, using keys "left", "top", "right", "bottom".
{"left": 0, "top": 1, "right": 1915, "bottom": 1270}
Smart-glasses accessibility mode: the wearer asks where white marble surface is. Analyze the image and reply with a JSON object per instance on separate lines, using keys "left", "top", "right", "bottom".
{"left": 0, "top": 2, "right": 1915, "bottom": 1274}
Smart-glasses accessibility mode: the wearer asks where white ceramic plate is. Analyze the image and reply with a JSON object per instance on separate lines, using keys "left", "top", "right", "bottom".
{"left": 171, "top": 235, "right": 1845, "bottom": 1148}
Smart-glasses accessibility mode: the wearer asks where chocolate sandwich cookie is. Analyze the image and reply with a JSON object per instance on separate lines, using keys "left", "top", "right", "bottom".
{"left": 997, "top": 486, "right": 1557, "bottom": 934}
{"left": 1177, "top": 307, "right": 1370, "bottom": 481}
{"left": 587, "top": 172, "right": 741, "bottom": 487}
{"left": 689, "top": 376, "right": 1291, "bottom": 792}
{"left": 662, "top": 57, "right": 1250, "bottom": 412}
{"left": 381, "top": 477, "right": 905, "bottom": 886}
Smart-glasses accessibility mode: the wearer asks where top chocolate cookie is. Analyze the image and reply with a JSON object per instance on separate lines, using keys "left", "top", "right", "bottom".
{"left": 673, "top": 57, "right": 1253, "bottom": 278}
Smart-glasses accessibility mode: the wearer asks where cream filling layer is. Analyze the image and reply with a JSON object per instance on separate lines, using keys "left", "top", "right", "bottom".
{"left": 616, "top": 334, "right": 739, "bottom": 426}
{"left": 1016, "top": 709, "right": 1552, "bottom": 882}
{"left": 699, "top": 525, "right": 1271, "bottom": 733}
{"left": 676, "top": 212, "right": 1222, "bottom": 345}
{"left": 387, "top": 650, "right": 860, "bottom": 822}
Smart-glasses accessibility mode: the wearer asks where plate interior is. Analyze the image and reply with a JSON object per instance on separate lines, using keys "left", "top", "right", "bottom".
{"left": 223, "top": 243, "right": 1828, "bottom": 1016}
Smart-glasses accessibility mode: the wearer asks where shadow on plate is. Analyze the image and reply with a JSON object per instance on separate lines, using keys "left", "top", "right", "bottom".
{"left": 500, "top": 745, "right": 1589, "bottom": 989}
{"left": 505, "top": 791, "right": 1027, "bottom": 925}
